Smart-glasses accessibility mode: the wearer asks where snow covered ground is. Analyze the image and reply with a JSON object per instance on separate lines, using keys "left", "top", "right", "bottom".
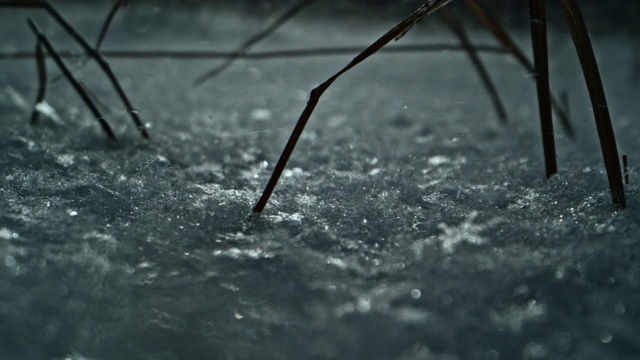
{"left": 1, "top": 1, "right": 639, "bottom": 359}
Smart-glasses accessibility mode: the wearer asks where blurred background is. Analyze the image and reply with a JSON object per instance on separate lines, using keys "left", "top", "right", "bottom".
{"left": 1, "top": 1, "right": 639, "bottom": 359}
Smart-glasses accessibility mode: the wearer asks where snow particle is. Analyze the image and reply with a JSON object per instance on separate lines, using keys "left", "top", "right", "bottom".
{"left": 249, "top": 108, "right": 272, "bottom": 121}
{"left": 35, "top": 101, "right": 63, "bottom": 123}
{"left": 356, "top": 297, "right": 371, "bottom": 313}
{"left": 0, "top": 227, "right": 19, "bottom": 240}
{"left": 326, "top": 257, "right": 347, "bottom": 269}
{"left": 600, "top": 330, "right": 613, "bottom": 344}
{"left": 490, "top": 300, "right": 547, "bottom": 332}
{"left": 68, "top": 210, "right": 78, "bottom": 217}
{"left": 428, "top": 155, "right": 449, "bottom": 166}
{"left": 410, "top": 289, "right": 422, "bottom": 299}
{"left": 56, "top": 154, "right": 75, "bottom": 167}
{"left": 614, "top": 304, "right": 626, "bottom": 314}
{"left": 283, "top": 167, "right": 304, "bottom": 178}
{"left": 4, "top": 255, "right": 16, "bottom": 267}
{"left": 485, "top": 349, "right": 500, "bottom": 360}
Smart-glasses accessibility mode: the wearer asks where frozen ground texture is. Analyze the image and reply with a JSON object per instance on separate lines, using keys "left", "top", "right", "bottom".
{"left": 1, "top": 1, "right": 639, "bottom": 359}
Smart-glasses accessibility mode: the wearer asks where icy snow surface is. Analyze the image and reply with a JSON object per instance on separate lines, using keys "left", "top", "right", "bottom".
{"left": 1, "top": 1, "right": 639, "bottom": 359}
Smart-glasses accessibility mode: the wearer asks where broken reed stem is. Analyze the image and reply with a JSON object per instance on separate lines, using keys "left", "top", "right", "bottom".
{"left": 0, "top": 1, "right": 148, "bottom": 139}
{"left": 42, "top": 0, "right": 128, "bottom": 96}
{"left": 529, "top": 0, "right": 557, "bottom": 177}
{"left": 464, "top": 0, "right": 575, "bottom": 139}
{"left": 95, "top": 0, "right": 128, "bottom": 51}
{"left": 464, "top": 0, "right": 533, "bottom": 71}
{"left": 30, "top": 39, "right": 47, "bottom": 124}
{"left": 0, "top": 44, "right": 510, "bottom": 61}
{"left": 193, "top": 0, "right": 318, "bottom": 86}
{"left": 253, "top": 0, "right": 453, "bottom": 213}
{"left": 438, "top": 7, "right": 508, "bottom": 123}
{"left": 27, "top": 18, "right": 117, "bottom": 141}
{"left": 560, "top": 0, "right": 625, "bottom": 207}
